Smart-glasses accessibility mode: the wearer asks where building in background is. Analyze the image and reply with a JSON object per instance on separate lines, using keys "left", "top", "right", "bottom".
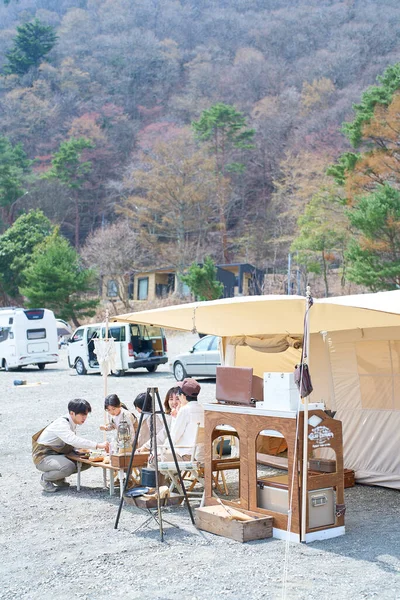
{"left": 101, "top": 263, "right": 266, "bottom": 304}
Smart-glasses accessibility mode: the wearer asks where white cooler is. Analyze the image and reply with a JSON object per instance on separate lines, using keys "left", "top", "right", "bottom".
{"left": 260, "top": 372, "right": 300, "bottom": 412}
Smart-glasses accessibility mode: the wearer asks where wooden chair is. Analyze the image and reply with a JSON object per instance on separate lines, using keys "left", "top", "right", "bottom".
{"left": 158, "top": 423, "right": 205, "bottom": 504}
{"left": 212, "top": 435, "right": 240, "bottom": 496}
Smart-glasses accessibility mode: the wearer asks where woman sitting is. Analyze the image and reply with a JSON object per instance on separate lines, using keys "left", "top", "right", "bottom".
{"left": 169, "top": 378, "right": 204, "bottom": 461}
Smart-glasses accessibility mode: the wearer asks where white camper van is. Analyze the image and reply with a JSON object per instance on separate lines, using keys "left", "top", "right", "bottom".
{"left": 67, "top": 321, "right": 168, "bottom": 376}
{"left": 0, "top": 307, "right": 59, "bottom": 371}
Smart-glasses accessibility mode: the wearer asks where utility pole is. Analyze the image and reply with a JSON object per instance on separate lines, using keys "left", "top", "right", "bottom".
{"left": 287, "top": 253, "right": 291, "bottom": 295}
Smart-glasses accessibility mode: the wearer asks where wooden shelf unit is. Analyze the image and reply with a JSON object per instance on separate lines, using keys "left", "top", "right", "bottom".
{"left": 203, "top": 405, "right": 345, "bottom": 541}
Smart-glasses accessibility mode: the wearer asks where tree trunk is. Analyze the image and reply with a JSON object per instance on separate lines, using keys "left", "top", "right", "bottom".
{"left": 322, "top": 250, "right": 329, "bottom": 297}
{"left": 74, "top": 194, "right": 80, "bottom": 249}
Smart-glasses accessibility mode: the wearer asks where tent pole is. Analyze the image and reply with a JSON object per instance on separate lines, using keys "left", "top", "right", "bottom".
{"left": 103, "top": 309, "right": 109, "bottom": 439}
{"left": 300, "top": 287, "right": 311, "bottom": 542}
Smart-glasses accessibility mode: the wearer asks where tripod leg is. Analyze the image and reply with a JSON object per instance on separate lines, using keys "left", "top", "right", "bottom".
{"left": 150, "top": 388, "right": 164, "bottom": 542}
{"left": 156, "top": 390, "right": 195, "bottom": 525}
{"left": 114, "top": 411, "right": 144, "bottom": 529}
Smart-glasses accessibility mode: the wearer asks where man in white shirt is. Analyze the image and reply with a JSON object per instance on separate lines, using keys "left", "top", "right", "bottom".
{"left": 170, "top": 378, "right": 204, "bottom": 461}
{"left": 32, "top": 399, "right": 109, "bottom": 493}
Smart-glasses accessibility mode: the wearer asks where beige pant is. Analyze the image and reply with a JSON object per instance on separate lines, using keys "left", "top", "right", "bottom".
{"left": 37, "top": 455, "right": 90, "bottom": 481}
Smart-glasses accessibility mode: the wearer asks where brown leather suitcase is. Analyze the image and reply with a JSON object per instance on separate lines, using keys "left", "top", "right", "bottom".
{"left": 216, "top": 366, "right": 263, "bottom": 406}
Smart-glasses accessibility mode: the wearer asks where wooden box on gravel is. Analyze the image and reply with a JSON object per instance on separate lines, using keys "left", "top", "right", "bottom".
{"left": 124, "top": 492, "right": 183, "bottom": 509}
{"left": 344, "top": 469, "right": 355, "bottom": 488}
{"left": 195, "top": 504, "right": 273, "bottom": 543}
{"left": 111, "top": 452, "right": 149, "bottom": 469}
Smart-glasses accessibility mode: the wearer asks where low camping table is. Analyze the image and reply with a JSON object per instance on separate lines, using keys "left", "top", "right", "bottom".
{"left": 67, "top": 453, "right": 149, "bottom": 498}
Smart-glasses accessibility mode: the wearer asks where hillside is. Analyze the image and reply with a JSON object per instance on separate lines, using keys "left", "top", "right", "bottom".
{"left": 1, "top": 0, "right": 400, "bottom": 278}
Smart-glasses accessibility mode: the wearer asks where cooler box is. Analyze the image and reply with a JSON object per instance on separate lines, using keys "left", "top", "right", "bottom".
{"left": 260, "top": 372, "right": 299, "bottom": 412}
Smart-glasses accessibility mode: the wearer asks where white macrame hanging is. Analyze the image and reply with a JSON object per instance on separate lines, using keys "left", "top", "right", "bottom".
{"left": 94, "top": 338, "right": 117, "bottom": 376}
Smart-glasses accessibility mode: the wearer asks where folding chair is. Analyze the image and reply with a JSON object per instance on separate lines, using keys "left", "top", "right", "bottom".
{"left": 212, "top": 435, "right": 231, "bottom": 495}
{"left": 158, "top": 423, "right": 205, "bottom": 505}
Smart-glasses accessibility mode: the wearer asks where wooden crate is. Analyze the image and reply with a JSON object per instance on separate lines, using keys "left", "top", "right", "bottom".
{"left": 124, "top": 492, "right": 183, "bottom": 509}
{"left": 111, "top": 452, "right": 149, "bottom": 469}
{"left": 308, "top": 467, "right": 355, "bottom": 488}
{"left": 309, "top": 458, "right": 336, "bottom": 473}
{"left": 195, "top": 504, "right": 273, "bottom": 543}
{"left": 344, "top": 469, "right": 355, "bottom": 488}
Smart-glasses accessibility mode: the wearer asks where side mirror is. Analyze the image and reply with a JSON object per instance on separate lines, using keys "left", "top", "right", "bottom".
{"left": 67, "top": 337, "right": 72, "bottom": 344}
{"left": 189, "top": 346, "right": 194, "bottom": 353}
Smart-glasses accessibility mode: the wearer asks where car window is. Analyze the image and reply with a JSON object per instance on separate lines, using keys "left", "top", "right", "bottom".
{"left": 87, "top": 327, "right": 100, "bottom": 341}
{"left": 102, "top": 326, "right": 125, "bottom": 342}
{"left": 71, "top": 328, "right": 84, "bottom": 342}
{"left": 209, "top": 336, "right": 218, "bottom": 351}
{"left": 193, "top": 337, "right": 212, "bottom": 352}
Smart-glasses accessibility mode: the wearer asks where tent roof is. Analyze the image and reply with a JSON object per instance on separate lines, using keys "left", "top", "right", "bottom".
{"left": 113, "top": 292, "right": 400, "bottom": 337}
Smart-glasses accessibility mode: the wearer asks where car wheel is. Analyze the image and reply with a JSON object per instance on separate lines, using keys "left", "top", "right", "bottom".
{"left": 112, "top": 369, "right": 126, "bottom": 377}
{"left": 173, "top": 361, "right": 187, "bottom": 381}
{"left": 75, "top": 358, "right": 87, "bottom": 375}
{"left": 146, "top": 365, "right": 157, "bottom": 373}
{"left": 38, "top": 363, "right": 46, "bottom": 370}
{"left": 3, "top": 360, "right": 9, "bottom": 371}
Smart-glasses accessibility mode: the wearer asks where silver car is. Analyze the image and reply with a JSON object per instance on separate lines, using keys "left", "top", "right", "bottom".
{"left": 170, "top": 335, "right": 221, "bottom": 380}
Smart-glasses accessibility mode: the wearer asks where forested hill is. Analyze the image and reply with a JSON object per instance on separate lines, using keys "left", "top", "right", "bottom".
{"left": 1, "top": 0, "right": 400, "bottom": 275}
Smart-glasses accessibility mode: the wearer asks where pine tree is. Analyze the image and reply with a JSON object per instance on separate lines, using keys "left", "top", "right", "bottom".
{"left": 0, "top": 209, "right": 54, "bottom": 300}
{"left": 4, "top": 19, "right": 57, "bottom": 76}
{"left": 192, "top": 104, "right": 254, "bottom": 262}
{"left": 20, "top": 231, "right": 99, "bottom": 327}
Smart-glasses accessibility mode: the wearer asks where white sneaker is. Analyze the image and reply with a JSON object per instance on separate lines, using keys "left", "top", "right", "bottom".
{"left": 53, "top": 479, "right": 70, "bottom": 489}
{"left": 40, "top": 474, "right": 59, "bottom": 493}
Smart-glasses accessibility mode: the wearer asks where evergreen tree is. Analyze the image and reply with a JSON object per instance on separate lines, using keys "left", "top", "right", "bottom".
{"left": 291, "top": 187, "right": 349, "bottom": 297}
{"left": 0, "top": 209, "right": 54, "bottom": 300}
{"left": 180, "top": 256, "right": 224, "bottom": 301}
{"left": 192, "top": 103, "right": 255, "bottom": 173}
{"left": 43, "top": 137, "right": 94, "bottom": 248}
{"left": 345, "top": 184, "right": 400, "bottom": 291}
{"left": 0, "top": 136, "right": 31, "bottom": 230}
{"left": 4, "top": 19, "right": 57, "bottom": 76}
{"left": 20, "top": 231, "right": 99, "bottom": 327}
{"left": 192, "top": 104, "right": 254, "bottom": 261}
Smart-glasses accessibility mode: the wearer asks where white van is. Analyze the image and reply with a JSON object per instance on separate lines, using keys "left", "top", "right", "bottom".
{"left": 0, "top": 307, "right": 59, "bottom": 371}
{"left": 67, "top": 321, "right": 168, "bottom": 376}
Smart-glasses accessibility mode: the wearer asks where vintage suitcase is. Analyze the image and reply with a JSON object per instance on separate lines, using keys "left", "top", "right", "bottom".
{"left": 216, "top": 366, "right": 263, "bottom": 406}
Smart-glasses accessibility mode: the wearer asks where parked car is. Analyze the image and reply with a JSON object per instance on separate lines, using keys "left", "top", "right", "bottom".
{"left": 170, "top": 334, "right": 221, "bottom": 380}
{"left": 68, "top": 321, "right": 168, "bottom": 376}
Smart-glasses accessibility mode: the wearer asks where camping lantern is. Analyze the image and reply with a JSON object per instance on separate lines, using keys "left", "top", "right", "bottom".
{"left": 117, "top": 417, "right": 130, "bottom": 453}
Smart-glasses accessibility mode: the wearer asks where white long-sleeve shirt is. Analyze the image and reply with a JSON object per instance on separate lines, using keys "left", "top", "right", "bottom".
{"left": 106, "top": 407, "right": 137, "bottom": 444}
{"left": 170, "top": 401, "right": 204, "bottom": 459}
{"left": 38, "top": 414, "right": 97, "bottom": 450}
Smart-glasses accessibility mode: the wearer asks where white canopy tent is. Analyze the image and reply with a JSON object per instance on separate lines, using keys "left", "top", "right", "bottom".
{"left": 114, "top": 291, "right": 400, "bottom": 489}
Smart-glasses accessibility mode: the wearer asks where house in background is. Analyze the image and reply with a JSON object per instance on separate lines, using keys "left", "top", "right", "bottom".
{"left": 102, "top": 263, "right": 266, "bottom": 303}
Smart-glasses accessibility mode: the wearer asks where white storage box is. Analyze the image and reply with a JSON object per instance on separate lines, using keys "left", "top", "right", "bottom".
{"left": 261, "top": 372, "right": 300, "bottom": 412}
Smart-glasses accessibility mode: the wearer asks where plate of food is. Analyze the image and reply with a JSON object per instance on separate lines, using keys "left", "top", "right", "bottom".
{"left": 89, "top": 452, "right": 105, "bottom": 462}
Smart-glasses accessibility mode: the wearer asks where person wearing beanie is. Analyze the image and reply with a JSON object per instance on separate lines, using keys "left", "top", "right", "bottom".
{"left": 170, "top": 378, "right": 204, "bottom": 460}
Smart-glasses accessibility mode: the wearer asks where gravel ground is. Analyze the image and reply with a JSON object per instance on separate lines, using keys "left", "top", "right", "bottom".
{"left": 0, "top": 331, "right": 399, "bottom": 600}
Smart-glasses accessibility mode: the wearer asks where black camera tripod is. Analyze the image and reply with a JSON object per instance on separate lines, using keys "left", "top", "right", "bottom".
{"left": 114, "top": 386, "right": 195, "bottom": 541}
